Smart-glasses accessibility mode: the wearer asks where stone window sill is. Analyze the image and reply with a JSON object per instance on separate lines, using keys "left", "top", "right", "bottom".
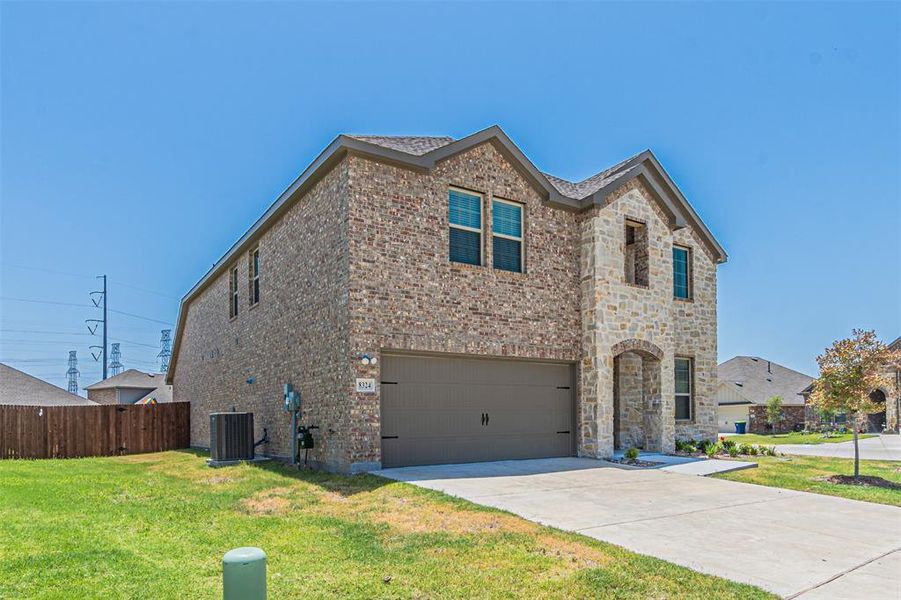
{"left": 624, "top": 282, "right": 649, "bottom": 290}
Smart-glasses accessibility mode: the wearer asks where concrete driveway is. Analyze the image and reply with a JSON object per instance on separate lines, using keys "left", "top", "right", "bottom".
{"left": 376, "top": 458, "right": 901, "bottom": 598}
{"left": 777, "top": 433, "right": 901, "bottom": 461}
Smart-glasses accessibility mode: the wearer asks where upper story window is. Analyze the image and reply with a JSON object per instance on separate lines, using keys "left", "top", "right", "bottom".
{"left": 673, "top": 246, "right": 691, "bottom": 299}
{"left": 229, "top": 266, "right": 239, "bottom": 319}
{"left": 675, "top": 357, "right": 693, "bottom": 421}
{"left": 249, "top": 247, "right": 260, "bottom": 306}
{"left": 448, "top": 189, "right": 482, "bottom": 266}
{"left": 492, "top": 199, "right": 523, "bottom": 273}
{"left": 624, "top": 220, "right": 648, "bottom": 287}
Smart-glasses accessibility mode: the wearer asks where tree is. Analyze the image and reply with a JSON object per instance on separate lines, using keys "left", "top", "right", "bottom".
{"left": 765, "top": 396, "right": 784, "bottom": 434}
{"left": 808, "top": 330, "right": 900, "bottom": 480}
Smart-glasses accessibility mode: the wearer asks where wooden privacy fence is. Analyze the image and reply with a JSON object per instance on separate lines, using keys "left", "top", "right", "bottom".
{"left": 0, "top": 402, "right": 190, "bottom": 459}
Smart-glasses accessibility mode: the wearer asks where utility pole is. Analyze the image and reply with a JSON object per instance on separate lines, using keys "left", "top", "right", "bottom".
{"left": 158, "top": 329, "right": 171, "bottom": 373}
{"left": 66, "top": 351, "right": 80, "bottom": 394}
{"left": 87, "top": 275, "right": 108, "bottom": 380}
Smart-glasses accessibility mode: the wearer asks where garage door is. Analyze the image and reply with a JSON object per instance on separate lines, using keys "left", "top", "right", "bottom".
{"left": 380, "top": 354, "right": 574, "bottom": 468}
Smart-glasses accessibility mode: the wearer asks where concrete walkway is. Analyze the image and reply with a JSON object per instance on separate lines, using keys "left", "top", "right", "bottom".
{"left": 611, "top": 449, "right": 758, "bottom": 476}
{"left": 376, "top": 457, "right": 901, "bottom": 598}
{"left": 777, "top": 434, "right": 901, "bottom": 461}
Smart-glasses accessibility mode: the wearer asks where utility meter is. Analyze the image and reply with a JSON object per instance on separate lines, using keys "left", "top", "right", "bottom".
{"left": 283, "top": 383, "right": 301, "bottom": 412}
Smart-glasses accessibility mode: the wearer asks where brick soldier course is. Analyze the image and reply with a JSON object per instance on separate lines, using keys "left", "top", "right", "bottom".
{"left": 168, "top": 126, "right": 727, "bottom": 473}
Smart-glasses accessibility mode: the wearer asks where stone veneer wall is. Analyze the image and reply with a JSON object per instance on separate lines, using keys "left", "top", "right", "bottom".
{"left": 580, "top": 179, "right": 718, "bottom": 458}
{"left": 172, "top": 163, "right": 352, "bottom": 468}
{"left": 345, "top": 142, "right": 583, "bottom": 470}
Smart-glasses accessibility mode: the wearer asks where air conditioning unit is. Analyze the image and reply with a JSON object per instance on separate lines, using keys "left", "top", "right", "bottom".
{"left": 209, "top": 412, "right": 254, "bottom": 464}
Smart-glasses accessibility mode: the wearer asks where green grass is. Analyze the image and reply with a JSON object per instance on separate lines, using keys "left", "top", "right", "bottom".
{"left": 724, "top": 432, "right": 875, "bottom": 445}
{"left": 715, "top": 455, "right": 901, "bottom": 506}
{"left": 0, "top": 451, "right": 772, "bottom": 599}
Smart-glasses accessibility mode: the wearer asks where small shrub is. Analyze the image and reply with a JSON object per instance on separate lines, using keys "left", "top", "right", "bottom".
{"left": 684, "top": 442, "right": 697, "bottom": 454}
{"left": 675, "top": 439, "right": 689, "bottom": 452}
{"left": 697, "top": 439, "right": 712, "bottom": 452}
{"left": 722, "top": 438, "right": 736, "bottom": 451}
{"left": 624, "top": 447, "right": 640, "bottom": 462}
{"left": 747, "top": 445, "right": 758, "bottom": 456}
{"left": 728, "top": 445, "right": 740, "bottom": 458}
{"left": 738, "top": 443, "right": 754, "bottom": 455}
{"left": 705, "top": 443, "right": 720, "bottom": 458}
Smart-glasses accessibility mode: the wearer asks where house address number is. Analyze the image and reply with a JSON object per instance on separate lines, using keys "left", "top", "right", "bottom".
{"left": 355, "top": 378, "right": 376, "bottom": 393}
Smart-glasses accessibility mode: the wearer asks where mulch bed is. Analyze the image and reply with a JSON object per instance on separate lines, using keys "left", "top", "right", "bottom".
{"left": 609, "top": 458, "right": 664, "bottom": 468}
{"left": 820, "top": 475, "right": 901, "bottom": 490}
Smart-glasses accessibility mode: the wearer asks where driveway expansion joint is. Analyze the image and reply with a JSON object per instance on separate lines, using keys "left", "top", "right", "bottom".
{"left": 786, "top": 547, "right": 901, "bottom": 599}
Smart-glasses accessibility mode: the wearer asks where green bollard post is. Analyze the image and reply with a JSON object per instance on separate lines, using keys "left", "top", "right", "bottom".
{"left": 223, "top": 547, "right": 266, "bottom": 600}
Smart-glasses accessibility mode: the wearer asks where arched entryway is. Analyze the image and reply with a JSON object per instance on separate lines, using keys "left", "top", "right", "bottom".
{"left": 867, "top": 389, "right": 887, "bottom": 432}
{"left": 611, "top": 339, "right": 664, "bottom": 452}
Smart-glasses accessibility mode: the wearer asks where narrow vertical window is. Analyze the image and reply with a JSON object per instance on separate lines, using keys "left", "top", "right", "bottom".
{"left": 624, "top": 220, "right": 648, "bottom": 287}
{"left": 492, "top": 199, "right": 523, "bottom": 273}
{"left": 229, "top": 266, "right": 239, "bottom": 318}
{"left": 675, "top": 357, "right": 693, "bottom": 420}
{"left": 448, "top": 189, "right": 482, "bottom": 266}
{"left": 249, "top": 247, "right": 260, "bottom": 306}
{"left": 673, "top": 246, "right": 691, "bottom": 299}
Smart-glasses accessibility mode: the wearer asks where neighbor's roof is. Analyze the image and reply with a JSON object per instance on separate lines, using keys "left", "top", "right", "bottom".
{"left": 134, "top": 384, "right": 173, "bottom": 404}
{"left": 167, "top": 125, "right": 728, "bottom": 383}
{"left": 717, "top": 356, "right": 814, "bottom": 406}
{"left": 0, "top": 363, "right": 97, "bottom": 406}
{"left": 889, "top": 336, "right": 901, "bottom": 351}
{"left": 85, "top": 369, "right": 165, "bottom": 391}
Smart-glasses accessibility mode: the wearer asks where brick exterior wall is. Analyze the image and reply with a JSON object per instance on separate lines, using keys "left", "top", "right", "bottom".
{"left": 172, "top": 163, "right": 351, "bottom": 466}
{"left": 748, "top": 405, "right": 806, "bottom": 434}
{"left": 172, "top": 140, "right": 720, "bottom": 472}
{"left": 87, "top": 388, "right": 117, "bottom": 405}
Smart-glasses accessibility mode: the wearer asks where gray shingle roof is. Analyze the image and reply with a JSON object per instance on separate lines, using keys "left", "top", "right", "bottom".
{"left": 347, "top": 135, "right": 454, "bottom": 156}
{"left": 84, "top": 368, "right": 165, "bottom": 390}
{"left": 717, "top": 356, "right": 814, "bottom": 406}
{"left": 0, "top": 363, "right": 97, "bottom": 406}
{"left": 351, "top": 133, "right": 646, "bottom": 200}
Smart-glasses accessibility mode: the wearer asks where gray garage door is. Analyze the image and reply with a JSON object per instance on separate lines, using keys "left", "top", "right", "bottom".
{"left": 380, "top": 354, "right": 574, "bottom": 468}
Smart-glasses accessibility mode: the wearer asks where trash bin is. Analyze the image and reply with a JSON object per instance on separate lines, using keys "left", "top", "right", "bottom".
{"left": 223, "top": 547, "right": 266, "bottom": 600}
{"left": 735, "top": 421, "right": 746, "bottom": 434}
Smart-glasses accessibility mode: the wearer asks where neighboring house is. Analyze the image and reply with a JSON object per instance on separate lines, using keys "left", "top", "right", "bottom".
{"left": 0, "top": 363, "right": 96, "bottom": 406}
{"left": 801, "top": 335, "right": 900, "bottom": 433}
{"left": 167, "top": 125, "right": 727, "bottom": 473}
{"left": 85, "top": 369, "right": 172, "bottom": 405}
{"left": 717, "top": 356, "right": 813, "bottom": 433}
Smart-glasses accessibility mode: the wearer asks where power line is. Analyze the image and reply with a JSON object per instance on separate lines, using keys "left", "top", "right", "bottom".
{"left": 1, "top": 263, "right": 179, "bottom": 299}
{"left": 1, "top": 296, "right": 173, "bottom": 325}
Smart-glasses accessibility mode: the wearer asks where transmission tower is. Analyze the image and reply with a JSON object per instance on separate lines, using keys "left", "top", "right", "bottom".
{"left": 66, "top": 351, "right": 80, "bottom": 394}
{"left": 108, "top": 343, "right": 123, "bottom": 376}
{"left": 158, "top": 329, "right": 171, "bottom": 373}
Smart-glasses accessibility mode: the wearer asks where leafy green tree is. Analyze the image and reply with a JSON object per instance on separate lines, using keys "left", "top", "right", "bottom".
{"left": 765, "top": 396, "right": 783, "bottom": 434}
{"left": 809, "top": 330, "right": 900, "bottom": 480}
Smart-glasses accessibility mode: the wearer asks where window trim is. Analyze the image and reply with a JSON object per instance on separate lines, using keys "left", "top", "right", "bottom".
{"left": 674, "top": 356, "right": 693, "bottom": 422}
{"left": 448, "top": 186, "right": 484, "bottom": 267}
{"left": 491, "top": 197, "right": 525, "bottom": 273}
{"left": 249, "top": 247, "right": 260, "bottom": 307}
{"left": 229, "top": 265, "right": 239, "bottom": 319}
{"left": 673, "top": 245, "right": 692, "bottom": 300}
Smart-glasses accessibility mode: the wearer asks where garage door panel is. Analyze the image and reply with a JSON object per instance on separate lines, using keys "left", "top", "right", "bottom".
{"left": 381, "top": 354, "right": 574, "bottom": 468}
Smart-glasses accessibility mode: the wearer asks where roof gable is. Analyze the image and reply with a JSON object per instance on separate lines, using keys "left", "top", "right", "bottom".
{"left": 717, "top": 356, "right": 814, "bottom": 406}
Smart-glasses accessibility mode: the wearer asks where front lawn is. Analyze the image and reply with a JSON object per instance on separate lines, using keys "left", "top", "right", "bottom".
{"left": 724, "top": 432, "right": 874, "bottom": 445}
{"left": 714, "top": 455, "right": 901, "bottom": 507}
{"left": 0, "top": 451, "right": 772, "bottom": 599}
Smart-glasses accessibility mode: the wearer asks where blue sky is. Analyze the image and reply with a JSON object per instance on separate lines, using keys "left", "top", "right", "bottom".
{"left": 1, "top": 1, "right": 898, "bottom": 391}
